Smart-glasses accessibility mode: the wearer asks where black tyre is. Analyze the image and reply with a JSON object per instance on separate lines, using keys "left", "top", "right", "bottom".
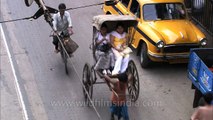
{"left": 140, "top": 43, "right": 151, "bottom": 68}
{"left": 127, "top": 60, "right": 140, "bottom": 102}
{"left": 82, "top": 63, "right": 93, "bottom": 106}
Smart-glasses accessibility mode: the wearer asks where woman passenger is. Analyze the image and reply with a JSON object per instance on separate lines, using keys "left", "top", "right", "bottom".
{"left": 110, "top": 22, "right": 130, "bottom": 75}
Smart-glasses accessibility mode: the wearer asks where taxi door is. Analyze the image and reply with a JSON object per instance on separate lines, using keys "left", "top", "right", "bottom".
{"left": 115, "top": 0, "right": 132, "bottom": 15}
{"left": 128, "top": 0, "right": 141, "bottom": 47}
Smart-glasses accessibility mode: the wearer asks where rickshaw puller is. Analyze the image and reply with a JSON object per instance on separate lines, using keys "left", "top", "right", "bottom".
{"left": 102, "top": 72, "right": 133, "bottom": 120}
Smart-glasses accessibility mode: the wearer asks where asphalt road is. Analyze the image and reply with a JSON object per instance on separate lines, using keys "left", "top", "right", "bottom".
{"left": 1, "top": 0, "right": 195, "bottom": 120}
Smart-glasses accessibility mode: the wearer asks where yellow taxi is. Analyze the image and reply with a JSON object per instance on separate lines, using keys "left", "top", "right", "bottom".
{"left": 103, "top": 0, "right": 207, "bottom": 68}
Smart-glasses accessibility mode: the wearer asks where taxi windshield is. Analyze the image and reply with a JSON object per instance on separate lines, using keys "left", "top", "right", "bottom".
{"left": 143, "top": 3, "right": 186, "bottom": 21}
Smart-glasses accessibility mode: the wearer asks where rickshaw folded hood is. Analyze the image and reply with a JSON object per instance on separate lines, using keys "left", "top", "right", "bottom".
{"left": 92, "top": 15, "right": 138, "bottom": 31}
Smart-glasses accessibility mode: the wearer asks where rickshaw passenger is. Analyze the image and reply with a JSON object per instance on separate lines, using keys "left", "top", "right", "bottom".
{"left": 110, "top": 22, "right": 130, "bottom": 75}
{"left": 52, "top": 3, "right": 73, "bottom": 53}
{"left": 94, "top": 23, "right": 115, "bottom": 72}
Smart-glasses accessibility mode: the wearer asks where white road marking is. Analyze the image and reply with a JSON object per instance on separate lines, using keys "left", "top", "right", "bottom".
{"left": 0, "top": 24, "right": 29, "bottom": 120}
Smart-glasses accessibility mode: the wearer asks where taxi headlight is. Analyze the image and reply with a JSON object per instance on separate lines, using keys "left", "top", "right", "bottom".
{"left": 200, "top": 38, "right": 207, "bottom": 46}
{"left": 156, "top": 40, "right": 164, "bottom": 49}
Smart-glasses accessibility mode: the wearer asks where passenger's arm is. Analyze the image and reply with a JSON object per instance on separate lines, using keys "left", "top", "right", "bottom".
{"left": 122, "top": 33, "right": 129, "bottom": 48}
{"left": 96, "top": 37, "right": 106, "bottom": 45}
{"left": 110, "top": 34, "right": 122, "bottom": 52}
{"left": 110, "top": 34, "right": 115, "bottom": 48}
{"left": 96, "top": 40, "right": 104, "bottom": 45}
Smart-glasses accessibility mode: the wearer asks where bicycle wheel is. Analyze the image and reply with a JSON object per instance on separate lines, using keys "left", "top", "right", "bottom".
{"left": 61, "top": 49, "right": 68, "bottom": 75}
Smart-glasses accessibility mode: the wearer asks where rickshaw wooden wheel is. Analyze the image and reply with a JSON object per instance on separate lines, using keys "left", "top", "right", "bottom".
{"left": 91, "top": 66, "right": 97, "bottom": 84}
{"left": 82, "top": 63, "right": 93, "bottom": 105}
{"left": 127, "top": 60, "right": 140, "bottom": 102}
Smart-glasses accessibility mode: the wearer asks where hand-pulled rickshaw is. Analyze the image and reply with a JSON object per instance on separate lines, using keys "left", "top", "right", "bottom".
{"left": 82, "top": 15, "right": 140, "bottom": 104}
{"left": 187, "top": 48, "right": 213, "bottom": 107}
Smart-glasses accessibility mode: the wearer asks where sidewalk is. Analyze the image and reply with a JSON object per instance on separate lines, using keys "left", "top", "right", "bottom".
{"left": 1, "top": 33, "right": 23, "bottom": 120}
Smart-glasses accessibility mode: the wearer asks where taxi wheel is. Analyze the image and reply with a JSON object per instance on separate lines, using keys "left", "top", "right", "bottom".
{"left": 140, "top": 43, "right": 151, "bottom": 68}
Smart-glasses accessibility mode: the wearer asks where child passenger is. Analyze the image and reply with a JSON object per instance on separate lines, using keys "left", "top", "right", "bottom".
{"left": 94, "top": 23, "right": 114, "bottom": 73}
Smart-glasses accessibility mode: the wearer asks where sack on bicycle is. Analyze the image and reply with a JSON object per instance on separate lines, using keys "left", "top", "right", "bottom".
{"left": 63, "top": 37, "right": 79, "bottom": 54}
{"left": 59, "top": 30, "right": 79, "bottom": 54}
